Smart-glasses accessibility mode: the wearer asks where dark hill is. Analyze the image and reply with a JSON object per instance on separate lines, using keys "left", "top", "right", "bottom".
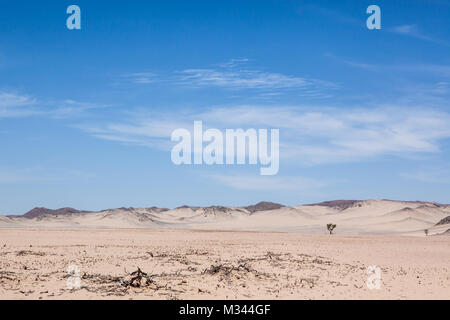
{"left": 245, "top": 201, "right": 285, "bottom": 213}
{"left": 22, "top": 207, "right": 82, "bottom": 219}
{"left": 435, "top": 216, "right": 450, "bottom": 226}
{"left": 308, "top": 200, "right": 362, "bottom": 210}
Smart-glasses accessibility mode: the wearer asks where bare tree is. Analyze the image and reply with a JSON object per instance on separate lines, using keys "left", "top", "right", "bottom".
{"left": 327, "top": 223, "right": 336, "bottom": 235}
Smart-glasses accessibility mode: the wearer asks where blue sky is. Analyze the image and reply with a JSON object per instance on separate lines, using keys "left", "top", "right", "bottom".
{"left": 1, "top": 0, "right": 450, "bottom": 214}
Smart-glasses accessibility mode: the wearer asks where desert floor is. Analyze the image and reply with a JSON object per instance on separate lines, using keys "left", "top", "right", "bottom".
{"left": 0, "top": 228, "right": 449, "bottom": 300}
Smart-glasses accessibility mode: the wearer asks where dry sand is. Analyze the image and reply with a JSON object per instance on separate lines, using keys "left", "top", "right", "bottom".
{"left": 0, "top": 228, "right": 449, "bottom": 300}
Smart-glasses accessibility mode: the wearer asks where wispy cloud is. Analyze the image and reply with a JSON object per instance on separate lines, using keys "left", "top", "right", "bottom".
{"left": 76, "top": 114, "right": 184, "bottom": 150}
{"left": 120, "top": 59, "right": 337, "bottom": 98}
{"left": 390, "top": 24, "right": 449, "bottom": 46}
{"left": 0, "top": 91, "right": 113, "bottom": 119}
{"left": 78, "top": 105, "right": 450, "bottom": 165}
{"left": 123, "top": 72, "right": 157, "bottom": 84}
{"left": 324, "top": 53, "right": 378, "bottom": 71}
{"left": 0, "top": 92, "right": 35, "bottom": 108}
{"left": 0, "top": 92, "right": 39, "bottom": 118}
{"left": 176, "top": 60, "right": 336, "bottom": 97}
{"left": 325, "top": 53, "right": 450, "bottom": 78}
{"left": 178, "top": 69, "right": 314, "bottom": 90}
{"left": 48, "top": 100, "right": 113, "bottom": 119}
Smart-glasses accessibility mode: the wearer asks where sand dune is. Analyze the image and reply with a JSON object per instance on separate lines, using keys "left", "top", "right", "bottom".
{"left": 0, "top": 216, "right": 12, "bottom": 224}
{"left": 428, "top": 215, "right": 450, "bottom": 236}
{"left": 1, "top": 200, "right": 449, "bottom": 236}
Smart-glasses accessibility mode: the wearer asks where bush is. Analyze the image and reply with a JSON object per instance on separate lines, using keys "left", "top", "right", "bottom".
{"left": 327, "top": 223, "right": 336, "bottom": 235}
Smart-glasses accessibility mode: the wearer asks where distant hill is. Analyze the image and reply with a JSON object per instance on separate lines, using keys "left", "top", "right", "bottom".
{"left": 244, "top": 201, "right": 284, "bottom": 213}
{"left": 1, "top": 200, "right": 449, "bottom": 235}
{"left": 21, "top": 207, "right": 83, "bottom": 219}
{"left": 308, "top": 200, "right": 362, "bottom": 210}
{"left": 435, "top": 216, "right": 450, "bottom": 226}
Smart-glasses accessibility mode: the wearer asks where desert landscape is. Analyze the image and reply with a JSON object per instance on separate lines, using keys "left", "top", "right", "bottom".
{"left": 2, "top": 200, "right": 450, "bottom": 236}
{"left": 0, "top": 200, "right": 449, "bottom": 300}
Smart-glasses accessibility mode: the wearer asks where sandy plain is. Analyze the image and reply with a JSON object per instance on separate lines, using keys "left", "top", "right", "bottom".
{"left": 0, "top": 228, "right": 449, "bottom": 300}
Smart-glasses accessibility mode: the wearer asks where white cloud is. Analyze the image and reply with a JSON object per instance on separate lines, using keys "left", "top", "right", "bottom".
{"left": 120, "top": 59, "right": 336, "bottom": 98}
{"left": 0, "top": 92, "right": 113, "bottom": 119}
{"left": 79, "top": 105, "right": 450, "bottom": 165}
{"left": 124, "top": 72, "right": 157, "bottom": 84}
{"left": 0, "top": 92, "right": 39, "bottom": 118}
{"left": 0, "top": 92, "right": 35, "bottom": 108}
{"left": 49, "top": 100, "right": 113, "bottom": 119}
{"left": 178, "top": 68, "right": 309, "bottom": 89}
{"left": 392, "top": 25, "right": 419, "bottom": 35}
{"left": 176, "top": 64, "right": 336, "bottom": 97}
{"left": 324, "top": 53, "right": 378, "bottom": 71}
{"left": 390, "top": 24, "right": 449, "bottom": 46}
{"left": 325, "top": 53, "right": 450, "bottom": 78}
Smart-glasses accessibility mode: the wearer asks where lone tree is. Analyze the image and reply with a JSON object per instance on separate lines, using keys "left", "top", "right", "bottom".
{"left": 424, "top": 229, "right": 429, "bottom": 236}
{"left": 327, "top": 223, "right": 337, "bottom": 235}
